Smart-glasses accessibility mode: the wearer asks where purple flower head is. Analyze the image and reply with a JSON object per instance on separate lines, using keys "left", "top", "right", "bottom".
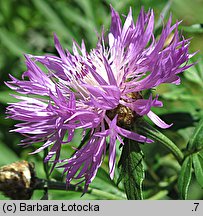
{"left": 6, "top": 6, "right": 195, "bottom": 190}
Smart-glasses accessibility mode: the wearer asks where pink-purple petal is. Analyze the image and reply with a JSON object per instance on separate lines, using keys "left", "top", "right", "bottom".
{"left": 147, "top": 111, "right": 173, "bottom": 129}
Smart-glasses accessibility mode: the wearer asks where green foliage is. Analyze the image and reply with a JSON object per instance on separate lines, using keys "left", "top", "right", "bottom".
{"left": 118, "top": 139, "right": 144, "bottom": 200}
{"left": 178, "top": 156, "right": 193, "bottom": 200}
{"left": 177, "top": 117, "right": 203, "bottom": 199}
{"left": 187, "top": 118, "right": 203, "bottom": 151}
{"left": 0, "top": 90, "right": 20, "bottom": 104}
{"left": 180, "top": 24, "right": 203, "bottom": 34}
{"left": 0, "top": 28, "right": 31, "bottom": 55}
{"left": 192, "top": 154, "right": 203, "bottom": 188}
{"left": 135, "top": 119, "right": 184, "bottom": 164}
{"left": 184, "top": 58, "right": 203, "bottom": 89}
{"left": 0, "top": 141, "right": 19, "bottom": 166}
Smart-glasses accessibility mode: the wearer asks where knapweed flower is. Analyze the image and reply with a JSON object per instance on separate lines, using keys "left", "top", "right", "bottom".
{"left": 6, "top": 6, "right": 194, "bottom": 190}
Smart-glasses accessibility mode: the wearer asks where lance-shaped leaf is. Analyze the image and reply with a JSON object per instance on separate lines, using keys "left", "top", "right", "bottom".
{"left": 187, "top": 118, "right": 203, "bottom": 151}
{"left": 178, "top": 156, "right": 193, "bottom": 200}
{"left": 118, "top": 138, "right": 144, "bottom": 200}
{"left": 192, "top": 153, "right": 203, "bottom": 188}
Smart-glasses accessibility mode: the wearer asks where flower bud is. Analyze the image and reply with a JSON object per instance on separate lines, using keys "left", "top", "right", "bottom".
{"left": 0, "top": 160, "right": 35, "bottom": 199}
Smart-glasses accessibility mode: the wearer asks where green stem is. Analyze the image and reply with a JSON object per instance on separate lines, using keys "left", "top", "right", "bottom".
{"left": 34, "top": 178, "right": 124, "bottom": 200}
{"left": 135, "top": 119, "right": 184, "bottom": 164}
{"left": 147, "top": 190, "right": 168, "bottom": 200}
{"left": 43, "top": 148, "right": 50, "bottom": 180}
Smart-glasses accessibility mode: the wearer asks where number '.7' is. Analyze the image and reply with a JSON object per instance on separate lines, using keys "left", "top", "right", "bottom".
{"left": 194, "top": 203, "right": 199, "bottom": 211}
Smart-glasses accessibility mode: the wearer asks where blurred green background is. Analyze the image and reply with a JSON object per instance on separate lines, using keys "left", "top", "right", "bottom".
{"left": 0, "top": 0, "right": 203, "bottom": 200}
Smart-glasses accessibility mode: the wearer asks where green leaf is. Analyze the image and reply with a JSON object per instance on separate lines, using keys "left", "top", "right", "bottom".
{"left": 178, "top": 156, "right": 193, "bottom": 200}
{"left": 90, "top": 168, "right": 126, "bottom": 199}
{"left": 0, "top": 90, "right": 19, "bottom": 104}
{"left": 135, "top": 118, "right": 184, "bottom": 164}
{"left": 147, "top": 190, "right": 169, "bottom": 200}
{"left": 55, "top": 1, "right": 97, "bottom": 47}
{"left": 155, "top": 0, "right": 171, "bottom": 30}
{"left": 180, "top": 24, "right": 203, "bottom": 33}
{"left": 192, "top": 153, "right": 203, "bottom": 188}
{"left": 184, "top": 61, "right": 203, "bottom": 88}
{"left": 0, "top": 28, "right": 31, "bottom": 55}
{"left": 75, "top": 0, "right": 94, "bottom": 20}
{"left": 32, "top": 0, "right": 75, "bottom": 39}
{"left": 118, "top": 139, "right": 144, "bottom": 200}
{"left": 187, "top": 118, "right": 203, "bottom": 151}
{"left": 0, "top": 141, "right": 19, "bottom": 166}
{"left": 48, "top": 190, "right": 98, "bottom": 200}
{"left": 162, "top": 87, "right": 199, "bottom": 101}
